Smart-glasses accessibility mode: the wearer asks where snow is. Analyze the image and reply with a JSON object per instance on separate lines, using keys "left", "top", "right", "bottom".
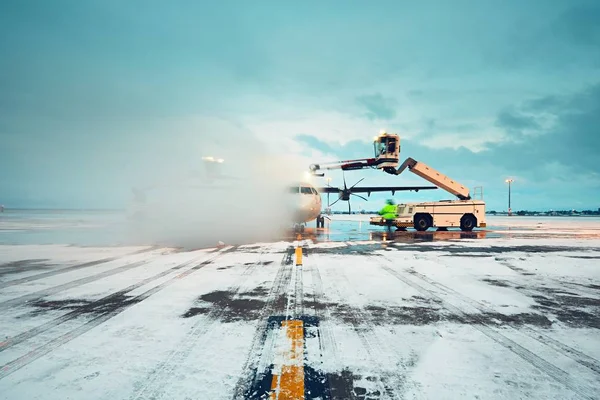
{"left": 0, "top": 249, "right": 168, "bottom": 304}
{"left": 401, "top": 325, "right": 577, "bottom": 400}
{"left": 238, "top": 241, "right": 291, "bottom": 252}
{"left": 487, "top": 216, "right": 600, "bottom": 230}
{"left": 318, "top": 253, "right": 423, "bottom": 306}
{"left": 0, "top": 244, "right": 154, "bottom": 265}
{"left": 0, "top": 217, "right": 599, "bottom": 399}
{"left": 41, "top": 249, "right": 214, "bottom": 302}
{"left": 437, "top": 236, "right": 600, "bottom": 248}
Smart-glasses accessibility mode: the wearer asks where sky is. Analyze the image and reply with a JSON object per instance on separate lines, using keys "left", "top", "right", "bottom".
{"left": 1, "top": 0, "right": 599, "bottom": 212}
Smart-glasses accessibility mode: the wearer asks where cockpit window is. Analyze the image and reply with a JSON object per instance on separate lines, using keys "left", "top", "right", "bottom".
{"left": 287, "top": 186, "right": 316, "bottom": 194}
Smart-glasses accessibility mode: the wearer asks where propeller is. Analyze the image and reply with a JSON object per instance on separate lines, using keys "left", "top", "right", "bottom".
{"left": 328, "top": 171, "right": 369, "bottom": 214}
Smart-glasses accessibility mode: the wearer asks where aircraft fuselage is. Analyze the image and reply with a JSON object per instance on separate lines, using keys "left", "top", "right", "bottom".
{"left": 287, "top": 182, "right": 323, "bottom": 225}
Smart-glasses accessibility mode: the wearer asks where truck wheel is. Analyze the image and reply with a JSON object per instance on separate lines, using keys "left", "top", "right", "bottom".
{"left": 414, "top": 214, "right": 431, "bottom": 231}
{"left": 460, "top": 214, "right": 477, "bottom": 232}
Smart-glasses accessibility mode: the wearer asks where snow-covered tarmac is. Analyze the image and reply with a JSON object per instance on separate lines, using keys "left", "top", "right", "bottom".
{"left": 0, "top": 216, "right": 599, "bottom": 399}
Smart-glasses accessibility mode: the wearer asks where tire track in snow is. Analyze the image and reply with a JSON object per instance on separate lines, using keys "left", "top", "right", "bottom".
{"left": 269, "top": 239, "right": 307, "bottom": 400}
{"left": 130, "top": 246, "right": 275, "bottom": 400}
{"left": 0, "top": 247, "right": 235, "bottom": 381}
{"left": 306, "top": 248, "right": 341, "bottom": 399}
{"left": 494, "top": 256, "right": 600, "bottom": 299}
{"left": 0, "top": 247, "right": 160, "bottom": 289}
{"left": 0, "top": 250, "right": 166, "bottom": 309}
{"left": 379, "top": 259, "right": 598, "bottom": 400}
{"left": 230, "top": 244, "right": 296, "bottom": 400}
{"left": 0, "top": 249, "right": 219, "bottom": 353}
{"left": 284, "top": 238, "right": 305, "bottom": 320}
{"left": 326, "top": 255, "right": 407, "bottom": 400}
{"left": 294, "top": 250, "right": 304, "bottom": 319}
{"left": 408, "top": 268, "right": 600, "bottom": 376}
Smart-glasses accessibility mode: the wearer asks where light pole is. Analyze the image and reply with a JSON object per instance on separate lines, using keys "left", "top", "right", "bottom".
{"left": 505, "top": 179, "right": 514, "bottom": 216}
{"left": 326, "top": 177, "right": 332, "bottom": 215}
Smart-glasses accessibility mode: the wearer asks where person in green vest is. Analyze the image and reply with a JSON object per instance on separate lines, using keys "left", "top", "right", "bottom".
{"left": 378, "top": 199, "right": 397, "bottom": 232}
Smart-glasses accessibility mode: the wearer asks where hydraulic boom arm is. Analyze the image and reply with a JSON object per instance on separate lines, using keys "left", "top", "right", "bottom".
{"left": 308, "top": 132, "right": 472, "bottom": 200}
{"left": 309, "top": 158, "right": 381, "bottom": 176}
{"left": 383, "top": 157, "right": 471, "bottom": 200}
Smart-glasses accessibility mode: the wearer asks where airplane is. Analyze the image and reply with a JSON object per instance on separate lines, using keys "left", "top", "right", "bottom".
{"left": 129, "top": 156, "right": 437, "bottom": 234}
{"left": 286, "top": 182, "right": 323, "bottom": 232}
{"left": 287, "top": 176, "right": 437, "bottom": 232}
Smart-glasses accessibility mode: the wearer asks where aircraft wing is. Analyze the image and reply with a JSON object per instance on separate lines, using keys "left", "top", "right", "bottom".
{"left": 317, "top": 187, "right": 341, "bottom": 193}
{"left": 317, "top": 186, "right": 438, "bottom": 195}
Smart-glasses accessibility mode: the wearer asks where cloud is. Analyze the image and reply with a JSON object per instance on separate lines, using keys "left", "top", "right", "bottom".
{"left": 496, "top": 109, "right": 539, "bottom": 132}
{"left": 295, "top": 134, "right": 337, "bottom": 156}
{"left": 551, "top": 3, "right": 600, "bottom": 47}
{"left": 2, "top": 0, "right": 598, "bottom": 217}
{"left": 485, "top": 2, "right": 600, "bottom": 71}
{"left": 523, "top": 95, "right": 565, "bottom": 113}
{"left": 356, "top": 93, "right": 397, "bottom": 120}
{"left": 493, "top": 82, "right": 600, "bottom": 174}
{"left": 295, "top": 82, "right": 600, "bottom": 211}
{"left": 243, "top": 110, "right": 387, "bottom": 146}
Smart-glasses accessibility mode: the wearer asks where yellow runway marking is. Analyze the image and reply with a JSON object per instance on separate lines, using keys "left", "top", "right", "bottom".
{"left": 270, "top": 320, "right": 304, "bottom": 399}
{"left": 295, "top": 247, "right": 302, "bottom": 266}
{"left": 295, "top": 234, "right": 303, "bottom": 266}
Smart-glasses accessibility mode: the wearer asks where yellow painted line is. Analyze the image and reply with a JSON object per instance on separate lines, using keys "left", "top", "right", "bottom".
{"left": 270, "top": 320, "right": 304, "bottom": 400}
{"left": 295, "top": 233, "right": 303, "bottom": 266}
{"left": 295, "top": 247, "right": 302, "bottom": 266}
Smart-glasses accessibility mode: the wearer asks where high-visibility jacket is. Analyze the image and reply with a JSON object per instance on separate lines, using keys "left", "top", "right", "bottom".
{"left": 378, "top": 204, "right": 397, "bottom": 220}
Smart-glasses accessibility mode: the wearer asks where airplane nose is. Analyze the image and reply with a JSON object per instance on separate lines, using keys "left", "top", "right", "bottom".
{"left": 289, "top": 195, "right": 316, "bottom": 217}
{"left": 300, "top": 196, "right": 312, "bottom": 206}
{"left": 285, "top": 195, "right": 309, "bottom": 211}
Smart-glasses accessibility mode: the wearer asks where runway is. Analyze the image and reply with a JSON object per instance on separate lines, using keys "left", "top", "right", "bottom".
{"left": 1, "top": 215, "right": 599, "bottom": 399}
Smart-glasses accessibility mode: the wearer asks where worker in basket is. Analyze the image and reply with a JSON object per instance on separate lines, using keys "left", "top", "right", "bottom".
{"left": 378, "top": 199, "right": 397, "bottom": 233}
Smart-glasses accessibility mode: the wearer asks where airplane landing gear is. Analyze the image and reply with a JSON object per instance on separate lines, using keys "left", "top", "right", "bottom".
{"left": 293, "top": 223, "right": 305, "bottom": 234}
{"left": 316, "top": 215, "right": 325, "bottom": 229}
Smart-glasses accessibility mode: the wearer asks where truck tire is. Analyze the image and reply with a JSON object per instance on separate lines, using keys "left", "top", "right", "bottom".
{"left": 460, "top": 214, "right": 477, "bottom": 232}
{"left": 414, "top": 214, "right": 431, "bottom": 231}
